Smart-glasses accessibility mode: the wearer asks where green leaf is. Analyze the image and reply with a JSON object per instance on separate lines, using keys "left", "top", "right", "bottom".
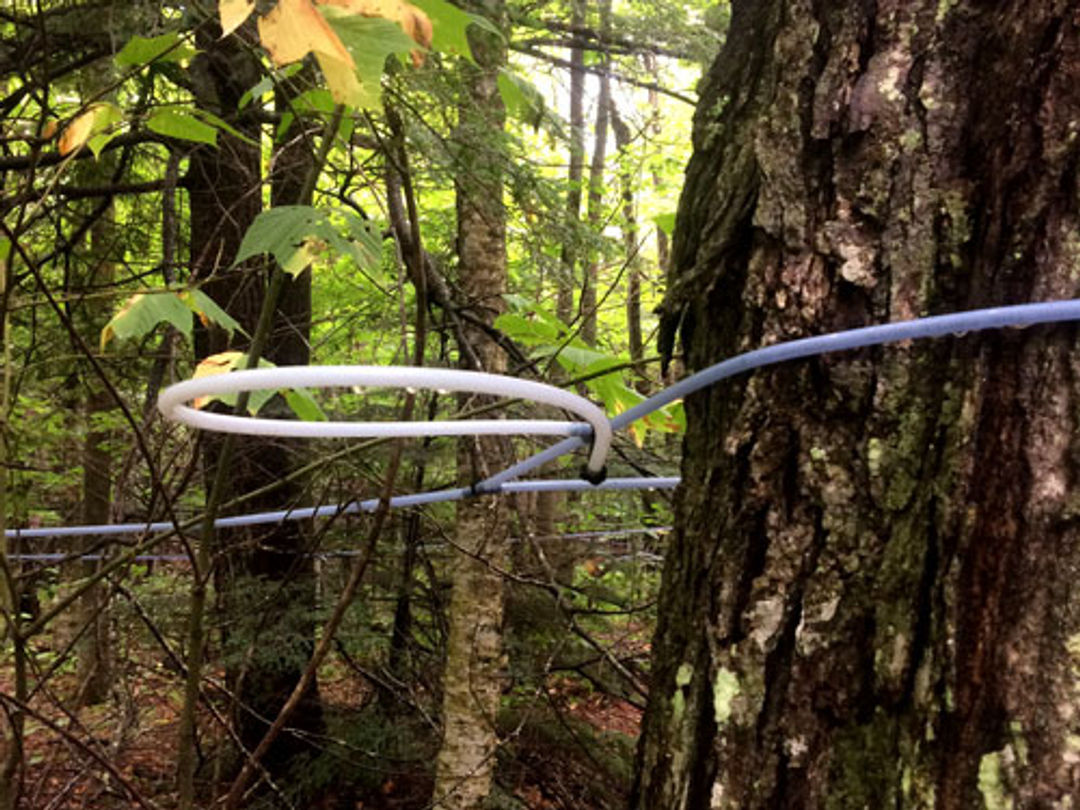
{"left": 284, "top": 388, "right": 327, "bottom": 422}
{"left": 101, "top": 293, "right": 193, "bottom": 351}
{"left": 498, "top": 69, "right": 545, "bottom": 129}
{"left": 146, "top": 109, "right": 218, "bottom": 145}
{"left": 234, "top": 205, "right": 381, "bottom": 276}
{"left": 190, "top": 108, "right": 258, "bottom": 146}
{"left": 80, "top": 104, "right": 123, "bottom": 158}
{"left": 654, "top": 211, "right": 677, "bottom": 237}
{"left": 275, "top": 111, "right": 295, "bottom": 143}
{"left": 548, "top": 343, "right": 609, "bottom": 373}
{"left": 115, "top": 32, "right": 197, "bottom": 67}
{"left": 87, "top": 130, "right": 122, "bottom": 159}
{"left": 291, "top": 87, "right": 337, "bottom": 115}
{"left": 494, "top": 312, "right": 560, "bottom": 346}
{"left": 179, "top": 290, "right": 246, "bottom": 338}
{"left": 501, "top": 297, "right": 569, "bottom": 335}
{"left": 59, "top": 102, "right": 123, "bottom": 156}
{"left": 238, "top": 64, "right": 302, "bottom": 110}
{"left": 321, "top": 10, "right": 421, "bottom": 109}
{"left": 101, "top": 289, "right": 249, "bottom": 351}
{"left": 191, "top": 352, "right": 276, "bottom": 414}
{"left": 410, "top": 0, "right": 476, "bottom": 59}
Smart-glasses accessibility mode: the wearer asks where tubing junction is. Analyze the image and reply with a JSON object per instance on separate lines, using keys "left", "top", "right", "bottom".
{"left": 6, "top": 300, "right": 1079, "bottom": 545}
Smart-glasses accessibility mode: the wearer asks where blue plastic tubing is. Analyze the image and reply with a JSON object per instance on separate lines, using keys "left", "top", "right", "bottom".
{"left": 7, "top": 300, "right": 1080, "bottom": 542}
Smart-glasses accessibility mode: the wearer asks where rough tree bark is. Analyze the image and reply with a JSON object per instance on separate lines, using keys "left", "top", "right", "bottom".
{"left": 432, "top": 2, "right": 511, "bottom": 807}
{"left": 633, "top": 2, "right": 1080, "bottom": 809}
{"left": 187, "top": 20, "right": 321, "bottom": 780}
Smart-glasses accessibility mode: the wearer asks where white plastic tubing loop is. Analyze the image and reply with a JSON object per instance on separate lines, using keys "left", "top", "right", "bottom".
{"left": 157, "top": 366, "right": 613, "bottom": 477}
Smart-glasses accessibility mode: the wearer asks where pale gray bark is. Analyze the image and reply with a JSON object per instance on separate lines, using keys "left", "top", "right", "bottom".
{"left": 432, "top": 2, "right": 511, "bottom": 807}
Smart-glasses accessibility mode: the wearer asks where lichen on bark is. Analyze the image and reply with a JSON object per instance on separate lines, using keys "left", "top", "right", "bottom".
{"left": 634, "top": 1, "right": 1080, "bottom": 808}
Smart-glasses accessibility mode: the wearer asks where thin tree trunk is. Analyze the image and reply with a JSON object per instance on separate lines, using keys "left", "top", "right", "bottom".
{"left": 75, "top": 210, "right": 116, "bottom": 707}
{"left": 556, "top": 0, "right": 586, "bottom": 325}
{"left": 0, "top": 220, "right": 19, "bottom": 810}
{"left": 610, "top": 101, "right": 644, "bottom": 378}
{"left": 581, "top": 0, "right": 612, "bottom": 348}
{"left": 432, "top": 3, "right": 510, "bottom": 807}
{"left": 644, "top": 52, "right": 670, "bottom": 277}
{"left": 633, "top": 2, "right": 1080, "bottom": 809}
{"left": 64, "top": 58, "right": 118, "bottom": 708}
{"left": 77, "top": 385, "right": 113, "bottom": 706}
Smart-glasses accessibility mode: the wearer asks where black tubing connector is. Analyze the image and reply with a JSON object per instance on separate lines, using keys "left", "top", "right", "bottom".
{"left": 580, "top": 464, "right": 608, "bottom": 486}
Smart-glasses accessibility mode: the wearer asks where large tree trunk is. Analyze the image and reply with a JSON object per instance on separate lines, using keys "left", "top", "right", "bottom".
{"left": 187, "top": 20, "right": 321, "bottom": 781}
{"left": 633, "top": 2, "right": 1080, "bottom": 809}
{"left": 432, "top": 3, "right": 510, "bottom": 807}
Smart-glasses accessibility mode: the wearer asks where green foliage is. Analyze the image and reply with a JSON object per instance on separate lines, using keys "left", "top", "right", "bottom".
{"left": 145, "top": 108, "right": 218, "bottom": 145}
{"left": 654, "top": 211, "right": 677, "bottom": 237}
{"left": 411, "top": 0, "right": 481, "bottom": 59}
{"left": 114, "top": 32, "right": 197, "bottom": 67}
{"left": 497, "top": 298, "right": 684, "bottom": 444}
{"left": 0, "top": 0, "right": 708, "bottom": 802}
{"left": 100, "top": 289, "right": 243, "bottom": 350}
{"left": 497, "top": 68, "right": 545, "bottom": 129}
{"left": 233, "top": 205, "right": 382, "bottom": 277}
{"left": 321, "top": 10, "right": 420, "bottom": 108}
{"left": 190, "top": 351, "right": 326, "bottom": 420}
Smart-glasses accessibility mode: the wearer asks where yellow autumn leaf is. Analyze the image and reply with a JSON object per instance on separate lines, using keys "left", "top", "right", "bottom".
{"left": 255, "top": 0, "right": 431, "bottom": 105}
{"left": 219, "top": 0, "right": 255, "bottom": 36}
{"left": 58, "top": 103, "right": 118, "bottom": 156}
{"left": 192, "top": 350, "right": 244, "bottom": 409}
{"left": 312, "top": 51, "right": 364, "bottom": 106}
{"left": 258, "top": 0, "right": 353, "bottom": 66}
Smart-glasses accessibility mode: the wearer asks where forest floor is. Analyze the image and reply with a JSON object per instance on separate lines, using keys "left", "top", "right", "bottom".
{"left": 2, "top": 654, "right": 642, "bottom": 809}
